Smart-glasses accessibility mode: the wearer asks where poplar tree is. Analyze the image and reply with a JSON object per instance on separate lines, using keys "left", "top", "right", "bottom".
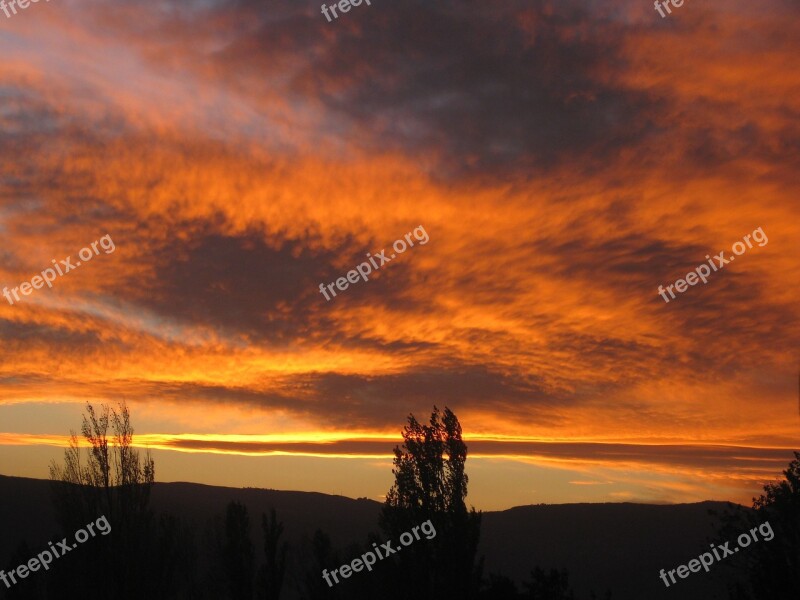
{"left": 380, "top": 406, "right": 482, "bottom": 600}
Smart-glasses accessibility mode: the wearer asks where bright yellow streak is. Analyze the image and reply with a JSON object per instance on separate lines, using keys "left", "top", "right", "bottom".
{"left": 2, "top": 432, "right": 791, "bottom": 459}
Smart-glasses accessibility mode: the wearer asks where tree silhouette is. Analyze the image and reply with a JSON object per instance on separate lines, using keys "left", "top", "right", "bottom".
{"left": 478, "top": 569, "right": 610, "bottom": 600}
{"left": 522, "top": 568, "right": 575, "bottom": 600}
{"left": 223, "top": 501, "right": 255, "bottom": 600}
{"left": 380, "top": 406, "right": 482, "bottom": 600}
{"left": 257, "top": 508, "right": 289, "bottom": 600}
{"left": 721, "top": 451, "right": 800, "bottom": 600}
{"left": 47, "top": 401, "right": 156, "bottom": 600}
{"left": 49, "top": 402, "right": 155, "bottom": 521}
{"left": 479, "top": 573, "right": 520, "bottom": 599}
{"left": 298, "top": 529, "right": 341, "bottom": 600}
{"left": 154, "top": 512, "right": 202, "bottom": 600}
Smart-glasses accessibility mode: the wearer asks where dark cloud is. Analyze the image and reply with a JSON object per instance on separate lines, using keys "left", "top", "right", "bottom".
{"left": 296, "top": 1, "right": 660, "bottom": 177}
{"left": 0, "top": 364, "right": 555, "bottom": 429}
{"left": 133, "top": 223, "right": 339, "bottom": 344}
{"left": 159, "top": 434, "right": 795, "bottom": 475}
{"left": 281, "top": 366, "right": 556, "bottom": 428}
{"left": 74, "top": 0, "right": 662, "bottom": 178}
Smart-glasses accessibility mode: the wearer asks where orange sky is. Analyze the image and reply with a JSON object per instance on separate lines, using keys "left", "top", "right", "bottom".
{"left": 0, "top": 0, "right": 798, "bottom": 511}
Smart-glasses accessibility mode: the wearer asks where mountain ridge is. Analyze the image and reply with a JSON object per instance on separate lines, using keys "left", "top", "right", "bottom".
{"left": 0, "top": 474, "right": 740, "bottom": 599}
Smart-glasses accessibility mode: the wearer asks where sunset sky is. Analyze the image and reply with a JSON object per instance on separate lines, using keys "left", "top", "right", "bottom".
{"left": 0, "top": 0, "right": 798, "bottom": 511}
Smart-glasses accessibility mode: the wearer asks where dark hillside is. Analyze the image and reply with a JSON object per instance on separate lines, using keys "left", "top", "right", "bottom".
{"left": 0, "top": 475, "right": 740, "bottom": 599}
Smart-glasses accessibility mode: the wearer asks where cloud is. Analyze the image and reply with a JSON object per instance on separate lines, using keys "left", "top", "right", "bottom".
{"left": 0, "top": 0, "right": 798, "bottom": 505}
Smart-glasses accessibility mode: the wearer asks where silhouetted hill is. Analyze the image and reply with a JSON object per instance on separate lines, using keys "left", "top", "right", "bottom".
{"left": 150, "top": 479, "right": 384, "bottom": 551}
{"left": 0, "top": 474, "right": 742, "bottom": 599}
{"left": 481, "top": 501, "right": 739, "bottom": 599}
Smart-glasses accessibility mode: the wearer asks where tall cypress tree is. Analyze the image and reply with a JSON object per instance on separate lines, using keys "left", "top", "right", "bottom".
{"left": 380, "top": 406, "right": 482, "bottom": 600}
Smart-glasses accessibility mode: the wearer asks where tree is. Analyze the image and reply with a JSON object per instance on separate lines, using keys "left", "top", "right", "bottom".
{"left": 380, "top": 406, "right": 482, "bottom": 600}
{"left": 49, "top": 401, "right": 154, "bottom": 524}
{"left": 479, "top": 573, "right": 521, "bottom": 599}
{"left": 298, "top": 529, "right": 341, "bottom": 600}
{"left": 720, "top": 451, "right": 800, "bottom": 600}
{"left": 522, "top": 568, "right": 575, "bottom": 600}
{"left": 224, "top": 501, "right": 255, "bottom": 600}
{"left": 257, "top": 508, "right": 289, "bottom": 600}
{"left": 48, "top": 401, "right": 156, "bottom": 600}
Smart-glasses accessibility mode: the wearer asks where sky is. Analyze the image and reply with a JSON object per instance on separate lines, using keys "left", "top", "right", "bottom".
{"left": 0, "top": 0, "right": 798, "bottom": 512}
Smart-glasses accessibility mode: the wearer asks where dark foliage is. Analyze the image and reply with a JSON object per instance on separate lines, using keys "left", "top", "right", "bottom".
{"left": 379, "top": 406, "right": 483, "bottom": 600}
{"left": 717, "top": 451, "right": 800, "bottom": 600}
